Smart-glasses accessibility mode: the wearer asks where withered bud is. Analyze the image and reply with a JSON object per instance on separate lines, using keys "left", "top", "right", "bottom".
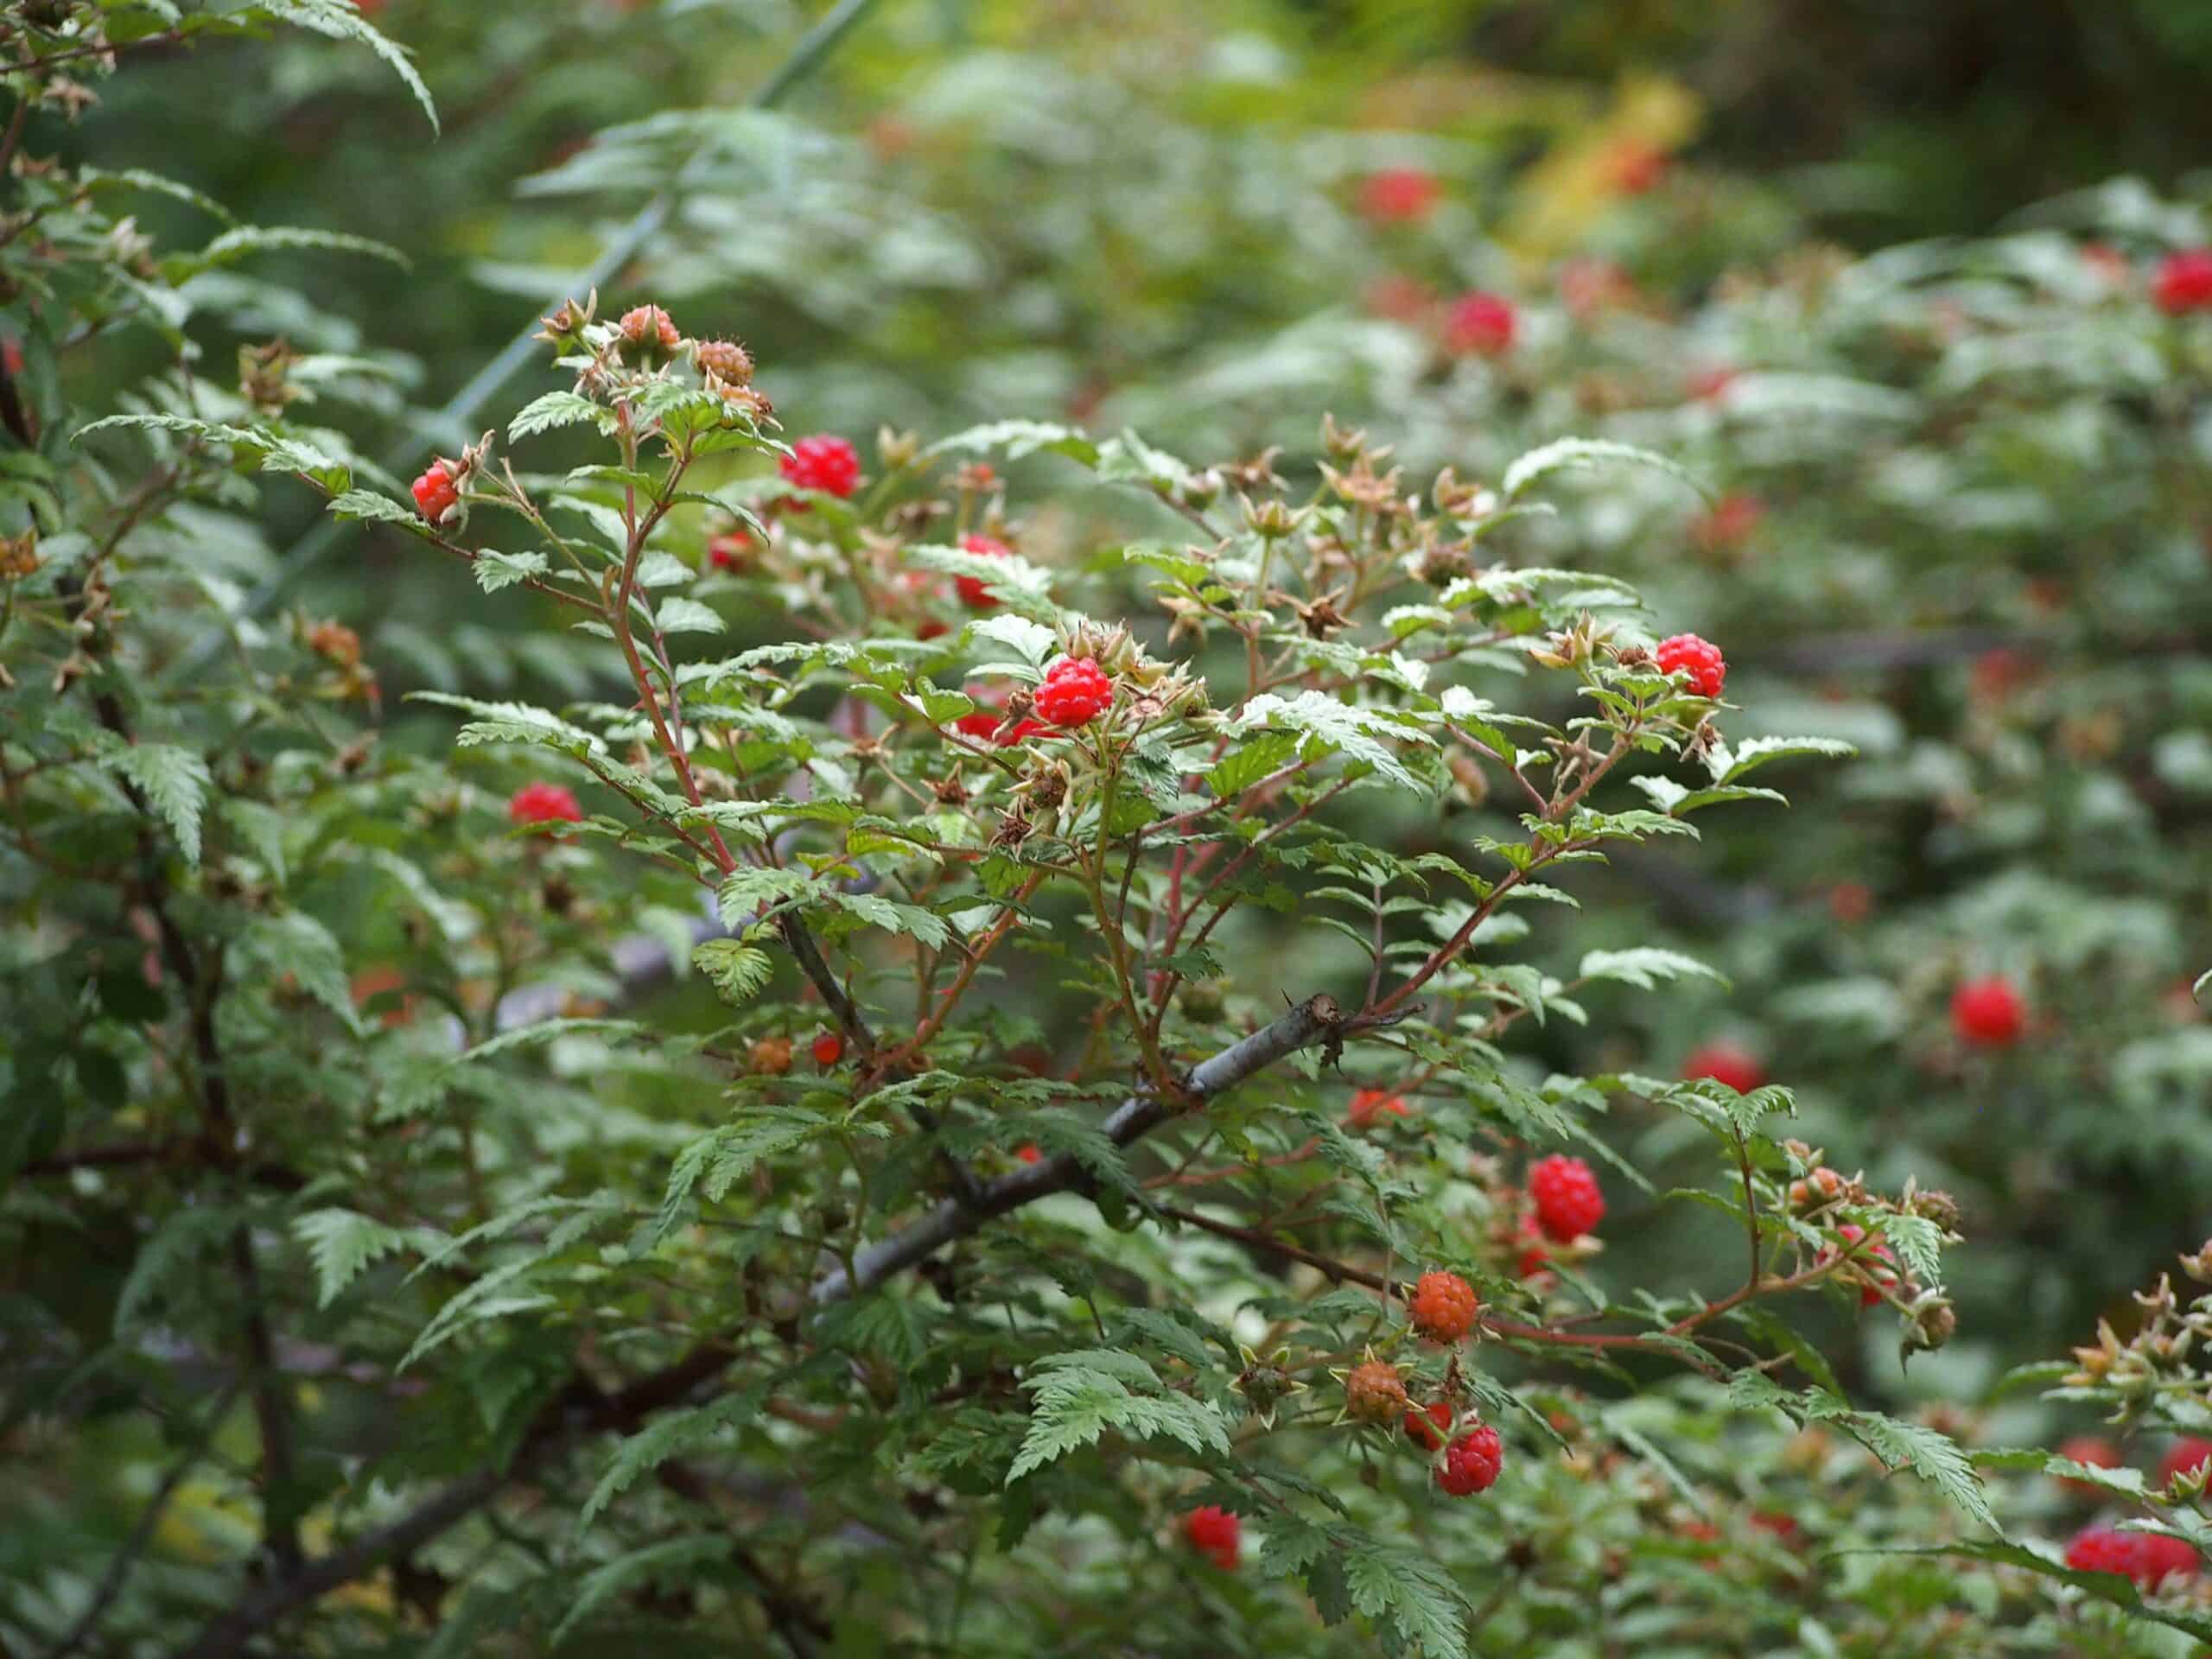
{"left": 876, "top": 425, "right": 920, "bottom": 470}
{"left": 533, "top": 290, "right": 598, "bottom": 349}
{"left": 1243, "top": 496, "right": 1300, "bottom": 539}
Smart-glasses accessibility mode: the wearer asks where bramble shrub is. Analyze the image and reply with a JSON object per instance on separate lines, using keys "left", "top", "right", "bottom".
{"left": 10, "top": 10, "right": 2212, "bottom": 1659}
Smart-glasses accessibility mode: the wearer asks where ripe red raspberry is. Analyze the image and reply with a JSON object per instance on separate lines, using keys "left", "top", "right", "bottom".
{"left": 779, "top": 435, "right": 861, "bottom": 499}
{"left": 1435, "top": 1424, "right": 1504, "bottom": 1497}
{"left": 1343, "top": 1359, "right": 1410, "bottom": 1425}
{"left": 2161, "top": 1438, "right": 2212, "bottom": 1488}
{"left": 2055, "top": 1435, "right": 2122, "bottom": 1497}
{"left": 1034, "top": 657, "right": 1113, "bottom": 728}
{"left": 617, "top": 303, "right": 681, "bottom": 359}
{"left": 1681, "top": 1041, "right": 1765, "bottom": 1095}
{"left": 811, "top": 1031, "right": 844, "bottom": 1067}
{"left": 508, "top": 782, "right": 582, "bottom": 825}
{"left": 1408, "top": 1269, "right": 1479, "bottom": 1343}
{"left": 2136, "top": 1533, "right": 2200, "bottom": 1588}
{"left": 692, "top": 337, "right": 754, "bottom": 385}
{"left": 1403, "top": 1401, "right": 1452, "bottom": 1451}
{"left": 1181, "top": 1504, "right": 1239, "bottom": 1569}
{"left": 2152, "top": 249, "right": 2212, "bottom": 315}
{"left": 1358, "top": 168, "right": 1441, "bottom": 225}
{"left": 2065, "top": 1526, "right": 2139, "bottom": 1579}
{"left": 1654, "top": 632, "right": 1726, "bottom": 699}
{"left": 1824, "top": 1223, "right": 1898, "bottom": 1308}
{"left": 1014, "top": 1143, "right": 1042, "bottom": 1166}
{"left": 1345, "top": 1088, "right": 1412, "bottom": 1130}
{"left": 1528, "top": 1154, "right": 1605, "bottom": 1243}
{"left": 1950, "top": 976, "right": 2024, "bottom": 1047}
{"left": 956, "top": 533, "right": 1010, "bottom": 609}
{"left": 1444, "top": 291, "right": 1516, "bottom": 357}
{"left": 410, "top": 461, "right": 460, "bottom": 524}
{"left": 707, "top": 532, "right": 751, "bottom": 573}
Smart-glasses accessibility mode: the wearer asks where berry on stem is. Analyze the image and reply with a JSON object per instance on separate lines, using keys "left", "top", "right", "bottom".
{"left": 1345, "top": 1088, "right": 1412, "bottom": 1130}
{"left": 1034, "top": 657, "right": 1113, "bottom": 728}
{"left": 1444, "top": 291, "right": 1516, "bottom": 357}
{"left": 1358, "top": 168, "right": 1442, "bottom": 225}
{"left": 1435, "top": 1424, "right": 1504, "bottom": 1497}
{"left": 508, "top": 782, "right": 582, "bottom": 826}
{"left": 1408, "top": 1269, "right": 1480, "bottom": 1343}
{"left": 1681, "top": 1041, "right": 1765, "bottom": 1095}
{"left": 410, "top": 461, "right": 460, "bottom": 524}
{"left": 1951, "top": 976, "right": 2025, "bottom": 1047}
{"left": 1528, "top": 1154, "right": 1605, "bottom": 1243}
{"left": 2160, "top": 1438, "right": 2212, "bottom": 1488}
{"left": 1404, "top": 1401, "right": 1452, "bottom": 1451}
{"left": 811, "top": 1031, "right": 844, "bottom": 1067}
{"left": 616, "top": 303, "right": 681, "bottom": 360}
{"left": 1823, "top": 1223, "right": 1898, "bottom": 1308}
{"left": 780, "top": 435, "right": 861, "bottom": 499}
{"left": 2152, "top": 249, "right": 2212, "bottom": 315}
{"left": 1343, "top": 1359, "right": 1411, "bottom": 1425}
{"left": 1181, "top": 1505, "right": 1239, "bottom": 1570}
{"left": 1654, "top": 632, "right": 1726, "bottom": 699}
{"left": 956, "top": 533, "right": 1009, "bottom": 608}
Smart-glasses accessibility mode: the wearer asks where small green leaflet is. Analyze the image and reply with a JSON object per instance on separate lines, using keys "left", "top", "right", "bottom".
{"left": 1230, "top": 690, "right": 1432, "bottom": 792}
{"left": 1007, "top": 1350, "right": 1230, "bottom": 1479}
{"left": 1729, "top": 1372, "right": 1997, "bottom": 1535}
{"left": 693, "top": 938, "right": 772, "bottom": 1007}
{"left": 580, "top": 1391, "right": 762, "bottom": 1533}
{"left": 293, "top": 1208, "right": 413, "bottom": 1307}
{"left": 1500, "top": 436, "right": 1707, "bottom": 504}
{"left": 550, "top": 1537, "right": 732, "bottom": 1643}
{"left": 95, "top": 739, "right": 210, "bottom": 865}
{"left": 1577, "top": 946, "right": 1727, "bottom": 991}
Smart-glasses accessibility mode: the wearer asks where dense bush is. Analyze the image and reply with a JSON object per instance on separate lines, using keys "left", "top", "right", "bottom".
{"left": 8, "top": 7, "right": 2212, "bottom": 1659}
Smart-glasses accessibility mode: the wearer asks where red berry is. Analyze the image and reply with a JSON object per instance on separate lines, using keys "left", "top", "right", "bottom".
{"left": 2161, "top": 1438, "right": 2212, "bottom": 1488}
{"left": 956, "top": 533, "right": 1009, "bottom": 609}
{"left": 1403, "top": 1401, "right": 1452, "bottom": 1451}
{"left": 1343, "top": 1359, "right": 1410, "bottom": 1425}
{"left": 1345, "top": 1088, "right": 1412, "bottom": 1130}
{"left": 1408, "top": 1269, "right": 1479, "bottom": 1344}
{"left": 410, "top": 462, "right": 460, "bottom": 523}
{"left": 1181, "top": 1504, "right": 1239, "bottom": 1570}
{"left": 1750, "top": 1511, "right": 1802, "bottom": 1548}
{"left": 1014, "top": 1143, "right": 1043, "bottom": 1166}
{"left": 779, "top": 435, "right": 861, "bottom": 499}
{"left": 2136, "top": 1532, "right": 2201, "bottom": 1588}
{"left": 507, "top": 782, "right": 582, "bottom": 826}
{"left": 1527, "top": 1154, "right": 1605, "bottom": 1243}
{"left": 2065, "top": 1526, "right": 2139, "bottom": 1579}
{"left": 1444, "top": 291, "right": 1516, "bottom": 357}
{"left": 2056, "top": 1435, "right": 2123, "bottom": 1497}
{"left": 1033, "top": 657, "right": 1113, "bottom": 728}
{"left": 1358, "top": 168, "right": 1442, "bottom": 225}
{"left": 1435, "top": 1424, "right": 1504, "bottom": 1497}
{"left": 811, "top": 1031, "right": 844, "bottom": 1067}
{"left": 1692, "top": 493, "right": 1763, "bottom": 552}
{"left": 2152, "top": 249, "right": 2212, "bottom": 315}
{"left": 707, "top": 532, "right": 751, "bottom": 573}
{"left": 1824, "top": 1223, "right": 1898, "bottom": 1308}
{"left": 1681, "top": 1041, "right": 1765, "bottom": 1095}
{"left": 1653, "top": 632, "right": 1726, "bottom": 699}
{"left": 1950, "top": 976, "right": 2025, "bottom": 1047}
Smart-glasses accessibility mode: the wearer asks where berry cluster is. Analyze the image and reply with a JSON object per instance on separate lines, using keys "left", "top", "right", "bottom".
{"left": 410, "top": 461, "right": 459, "bottom": 524}
{"left": 2064, "top": 1526, "right": 2198, "bottom": 1591}
{"left": 780, "top": 434, "right": 861, "bottom": 499}
{"left": 1358, "top": 168, "right": 1441, "bottom": 225}
{"left": 508, "top": 781, "right": 582, "bottom": 826}
{"left": 2152, "top": 249, "right": 2212, "bottom": 315}
{"left": 1345, "top": 1088, "right": 1412, "bottom": 1130}
{"left": 1181, "top": 1505, "right": 1240, "bottom": 1570}
{"left": 1528, "top": 1154, "right": 1605, "bottom": 1243}
{"left": 1654, "top": 632, "right": 1727, "bottom": 700}
{"left": 1950, "top": 976, "right": 2025, "bottom": 1047}
{"left": 1435, "top": 1425, "right": 1505, "bottom": 1497}
{"left": 1408, "top": 1269, "right": 1480, "bottom": 1343}
{"left": 1034, "top": 657, "right": 1113, "bottom": 728}
{"left": 1444, "top": 291, "right": 1516, "bottom": 357}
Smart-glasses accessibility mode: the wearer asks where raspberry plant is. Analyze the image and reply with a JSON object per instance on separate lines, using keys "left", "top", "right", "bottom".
{"left": 10, "top": 10, "right": 2212, "bottom": 1659}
